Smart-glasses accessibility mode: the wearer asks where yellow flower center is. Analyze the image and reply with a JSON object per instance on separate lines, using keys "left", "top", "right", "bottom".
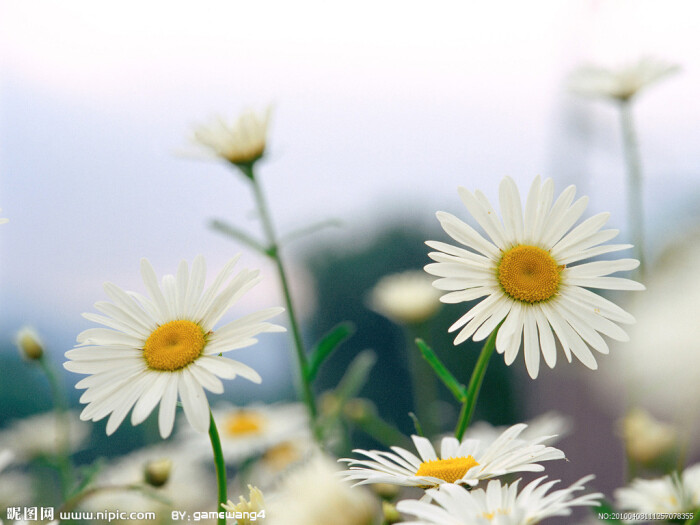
{"left": 263, "top": 441, "right": 301, "bottom": 470}
{"left": 415, "top": 456, "right": 479, "bottom": 483}
{"left": 482, "top": 509, "right": 510, "bottom": 520}
{"left": 225, "top": 412, "right": 266, "bottom": 436}
{"left": 496, "top": 245, "right": 562, "bottom": 303}
{"left": 143, "top": 320, "right": 206, "bottom": 371}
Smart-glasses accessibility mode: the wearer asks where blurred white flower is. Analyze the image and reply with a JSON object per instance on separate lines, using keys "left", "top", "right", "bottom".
{"left": 426, "top": 176, "right": 642, "bottom": 379}
{"left": 601, "top": 230, "right": 700, "bottom": 421}
{"left": 266, "top": 453, "right": 378, "bottom": 525}
{"left": 568, "top": 57, "right": 679, "bottom": 101}
{"left": 464, "top": 411, "right": 571, "bottom": 446}
{"left": 615, "top": 463, "right": 700, "bottom": 515}
{"left": 64, "top": 255, "right": 284, "bottom": 438}
{"left": 368, "top": 270, "right": 442, "bottom": 324}
{"left": 0, "top": 411, "right": 90, "bottom": 462}
{"left": 340, "top": 423, "right": 564, "bottom": 490}
{"left": 397, "top": 475, "right": 601, "bottom": 525}
{"left": 0, "top": 450, "right": 32, "bottom": 512}
{"left": 191, "top": 107, "right": 271, "bottom": 169}
{"left": 82, "top": 441, "right": 214, "bottom": 521}
{"left": 182, "top": 402, "right": 311, "bottom": 465}
{"left": 619, "top": 409, "right": 676, "bottom": 464}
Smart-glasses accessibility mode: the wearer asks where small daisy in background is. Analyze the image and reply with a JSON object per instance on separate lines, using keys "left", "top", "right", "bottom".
{"left": 0, "top": 411, "right": 90, "bottom": 463}
{"left": 222, "top": 485, "right": 266, "bottom": 525}
{"left": 180, "top": 402, "right": 312, "bottom": 465}
{"left": 463, "top": 411, "right": 570, "bottom": 446}
{"left": 64, "top": 254, "right": 285, "bottom": 438}
{"left": 425, "top": 176, "right": 643, "bottom": 379}
{"left": 190, "top": 107, "right": 271, "bottom": 172}
{"left": 367, "top": 270, "right": 442, "bottom": 325}
{"left": 568, "top": 56, "right": 679, "bottom": 102}
{"left": 615, "top": 463, "right": 700, "bottom": 515}
{"left": 396, "top": 475, "right": 602, "bottom": 525}
{"left": 340, "top": 423, "right": 564, "bottom": 490}
{"left": 618, "top": 409, "right": 676, "bottom": 465}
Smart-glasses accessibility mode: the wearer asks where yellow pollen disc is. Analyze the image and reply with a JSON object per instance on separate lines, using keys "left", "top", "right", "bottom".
{"left": 143, "top": 320, "right": 206, "bottom": 371}
{"left": 225, "top": 412, "right": 266, "bottom": 436}
{"left": 264, "top": 441, "right": 301, "bottom": 470}
{"left": 415, "top": 456, "right": 479, "bottom": 483}
{"left": 497, "top": 245, "right": 562, "bottom": 303}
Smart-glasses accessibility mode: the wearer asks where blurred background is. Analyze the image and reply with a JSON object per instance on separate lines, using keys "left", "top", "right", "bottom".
{"left": 1, "top": 0, "right": 700, "bottom": 520}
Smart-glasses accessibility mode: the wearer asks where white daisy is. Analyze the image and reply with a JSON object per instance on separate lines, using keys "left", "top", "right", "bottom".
{"left": 180, "top": 402, "right": 312, "bottom": 464}
{"left": 397, "top": 475, "right": 602, "bottom": 525}
{"left": 618, "top": 409, "right": 676, "bottom": 464}
{"left": 425, "top": 176, "right": 643, "bottom": 379}
{"left": 615, "top": 463, "right": 700, "bottom": 515}
{"left": 568, "top": 56, "right": 679, "bottom": 102}
{"left": 0, "top": 411, "right": 90, "bottom": 462}
{"left": 64, "top": 255, "right": 285, "bottom": 438}
{"left": 464, "top": 412, "right": 571, "bottom": 446}
{"left": 340, "top": 423, "right": 564, "bottom": 490}
{"left": 191, "top": 107, "right": 271, "bottom": 168}
{"left": 368, "top": 270, "right": 442, "bottom": 324}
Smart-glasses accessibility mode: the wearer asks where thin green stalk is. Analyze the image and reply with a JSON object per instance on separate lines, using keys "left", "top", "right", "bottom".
{"left": 454, "top": 328, "right": 499, "bottom": 441}
{"left": 244, "top": 166, "right": 318, "bottom": 430}
{"left": 208, "top": 412, "right": 227, "bottom": 525}
{"left": 405, "top": 324, "right": 438, "bottom": 436}
{"left": 38, "top": 355, "right": 75, "bottom": 498}
{"left": 619, "top": 100, "right": 646, "bottom": 281}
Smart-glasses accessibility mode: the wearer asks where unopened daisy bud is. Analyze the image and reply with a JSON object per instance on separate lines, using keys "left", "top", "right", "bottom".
{"left": 192, "top": 108, "right": 270, "bottom": 176}
{"left": 144, "top": 458, "right": 172, "bottom": 487}
{"left": 372, "top": 483, "right": 400, "bottom": 501}
{"left": 16, "top": 326, "right": 44, "bottom": 361}
{"left": 320, "top": 392, "right": 341, "bottom": 416}
{"left": 222, "top": 485, "right": 265, "bottom": 525}
{"left": 343, "top": 399, "right": 369, "bottom": 421}
{"left": 619, "top": 409, "right": 676, "bottom": 464}
{"left": 382, "top": 501, "right": 401, "bottom": 524}
{"left": 368, "top": 270, "right": 442, "bottom": 325}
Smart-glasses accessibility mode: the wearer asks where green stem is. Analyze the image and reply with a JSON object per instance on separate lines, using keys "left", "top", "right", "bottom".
{"left": 405, "top": 324, "right": 438, "bottom": 436}
{"left": 619, "top": 100, "right": 646, "bottom": 281}
{"left": 38, "top": 356, "right": 74, "bottom": 498}
{"left": 208, "top": 412, "right": 227, "bottom": 525}
{"left": 244, "top": 166, "right": 319, "bottom": 431}
{"left": 454, "top": 328, "right": 498, "bottom": 441}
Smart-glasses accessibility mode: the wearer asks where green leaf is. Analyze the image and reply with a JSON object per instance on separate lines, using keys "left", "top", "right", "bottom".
{"left": 306, "top": 322, "right": 356, "bottom": 382}
{"left": 279, "top": 218, "right": 344, "bottom": 246}
{"left": 415, "top": 339, "right": 466, "bottom": 402}
{"left": 335, "top": 350, "right": 377, "bottom": 402}
{"left": 591, "top": 499, "right": 623, "bottom": 524}
{"left": 407, "top": 412, "right": 424, "bottom": 437}
{"left": 209, "top": 219, "right": 268, "bottom": 254}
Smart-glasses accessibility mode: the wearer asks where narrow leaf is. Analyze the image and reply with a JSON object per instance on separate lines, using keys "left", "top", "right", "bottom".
{"left": 416, "top": 339, "right": 466, "bottom": 402}
{"left": 279, "top": 218, "right": 343, "bottom": 246}
{"left": 335, "top": 350, "right": 377, "bottom": 402}
{"left": 210, "top": 219, "right": 268, "bottom": 254}
{"left": 307, "top": 322, "right": 356, "bottom": 382}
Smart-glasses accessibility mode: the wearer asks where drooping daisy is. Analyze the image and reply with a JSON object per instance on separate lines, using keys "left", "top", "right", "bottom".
{"left": 340, "top": 423, "right": 564, "bottom": 490}
{"left": 568, "top": 56, "right": 679, "bottom": 102}
{"left": 367, "top": 270, "right": 442, "bottom": 325}
{"left": 180, "top": 402, "right": 312, "bottom": 464}
{"left": 464, "top": 411, "right": 570, "bottom": 446}
{"left": 614, "top": 463, "right": 700, "bottom": 515}
{"left": 425, "top": 176, "right": 643, "bottom": 378}
{"left": 64, "top": 255, "right": 285, "bottom": 438}
{"left": 397, "top": 475, "right": 602, "bottom": 525}
{"left": 191, "top": 107, "right": 271, "bottom": 170}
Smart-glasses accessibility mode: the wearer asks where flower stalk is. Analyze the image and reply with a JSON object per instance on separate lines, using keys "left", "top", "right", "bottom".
{"left": 454, "top": 327, "right": 499, "bottom": 441}
{"left": 242, "top": 164, "right": 319, "bottom": 434}
{"left": 208, "top": 412, "right": 227, "bottom": 525}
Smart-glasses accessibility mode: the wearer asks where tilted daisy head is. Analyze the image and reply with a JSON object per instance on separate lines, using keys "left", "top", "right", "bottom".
{"left": 568, "top": 56, "right": 680, "bottom": 102}
{"left": 340, "top": 423, "right": 565, "bottom": 490}
{"left": 397, "top": 475, "right": 602, "bottom": 525}
{"left": 615, "top": 463, "right": 700, "bottom": 514}
{"left": 425, "top": 176, "right": 643, "bottom": 379}
{"left": 192, "top": 107, "right": 271, "bottom": 172}
{"left": 64, "top": 255, "right": 285, "bottom": 438}
{"left": 368, "top": 270, "right": 442, "bottom": 325}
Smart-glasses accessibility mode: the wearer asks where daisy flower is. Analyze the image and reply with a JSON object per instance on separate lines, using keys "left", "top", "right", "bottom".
{"left": 425, "top": 176, "right": 643, "bottom": 379}
{"left": 464, "top": 411, "right": 570, "bottom": 446}
{"left": 397, "top": 475, "right": 602, "bottom": 525}
{"left": 180, "top": 402, "right": 312, "bottom": 464}
{"left": 191, "top": 107, "right": 271, "bottom": 169}
{"left": 368, "top": 270, "right": 442, "bottom": 324}
{"left": 340, "top": 423, "right": 564, "bottom": 490}
{"left": 64, "top": 255, "right": 285, "bottom": 438}
{"left": 568, "top": 56, "right": 679, "bottom": 102}
{"left": 615, "top": 463, "right": 700, "bottom": 515}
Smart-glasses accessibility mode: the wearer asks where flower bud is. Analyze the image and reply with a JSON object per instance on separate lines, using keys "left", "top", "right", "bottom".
{"left": 144, "top": 458, "right": 172, "bottom": 487}
{"left": 16, "top": 326, "right": 44, "bottom": 360}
